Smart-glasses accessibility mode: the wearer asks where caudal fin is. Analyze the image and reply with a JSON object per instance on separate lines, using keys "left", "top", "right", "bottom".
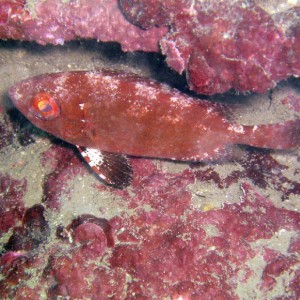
{"left": 240, "top": 119, "right": 300, "bottom": 150}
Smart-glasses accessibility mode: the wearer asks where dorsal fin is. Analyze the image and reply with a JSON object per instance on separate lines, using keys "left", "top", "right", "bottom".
{"left": 77, "top": 146, "right": 133, "bottom": 188}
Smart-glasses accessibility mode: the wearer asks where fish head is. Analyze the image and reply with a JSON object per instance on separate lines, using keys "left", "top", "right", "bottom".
{"left": 9, "top": 72, "right": 92, "bottom": 146}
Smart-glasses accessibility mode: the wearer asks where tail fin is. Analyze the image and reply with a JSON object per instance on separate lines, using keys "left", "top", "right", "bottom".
{"left": 240, "top": 119, "right": 300, "bottom": 150}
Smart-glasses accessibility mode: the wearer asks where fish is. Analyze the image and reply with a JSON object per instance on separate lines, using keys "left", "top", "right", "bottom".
{"left": 9, "top": 70, "right": 300, "bottom": 187}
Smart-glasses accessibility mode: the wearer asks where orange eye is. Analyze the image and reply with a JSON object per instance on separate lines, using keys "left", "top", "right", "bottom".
{"left": 32, "top": 92, "right": 60, "bottom": 120}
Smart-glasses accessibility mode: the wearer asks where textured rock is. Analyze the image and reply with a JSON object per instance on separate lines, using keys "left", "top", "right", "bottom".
{"left": 1, "top": 0, "right": 299, "bottom": 94}
{"left": 1, "top": 177, "right": 299, "bottom": 299}
{"left": 0, "top": 175, "right": 27, "bottom": 234}
{"left": 120, "top": 0, "right": 300, "bottom": 94}
{"left": 0, "top": 0, "right": 167, "bottom": 52}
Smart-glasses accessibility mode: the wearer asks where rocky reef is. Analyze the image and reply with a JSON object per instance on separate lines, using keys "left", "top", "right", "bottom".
{"left": 0, "top": 0, "right": 166, "bottom": 52}
{"left": 0, "top": 1, "right": 300, "bottom": 298}
{"left": 1, "top": 172, "right": 300, "bottom": 299}
{"left": 1, "top": 0, "right": 300, "bottom": 94}
{"left": 120, "top": 0, "right": 300, "bottom": 94}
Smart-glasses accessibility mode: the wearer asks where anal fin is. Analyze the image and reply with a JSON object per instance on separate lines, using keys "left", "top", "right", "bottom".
{"left": 77, "top": 146, "right": 133, "bottom": 188}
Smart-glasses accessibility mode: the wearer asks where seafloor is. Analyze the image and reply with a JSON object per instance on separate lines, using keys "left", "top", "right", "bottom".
{"left": 0, "top": 40, "right": 299, "bottom": 299}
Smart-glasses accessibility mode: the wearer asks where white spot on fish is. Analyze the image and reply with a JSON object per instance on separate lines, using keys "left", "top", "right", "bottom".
{"left": 81, "top": 148, "right": 104, "bottom": 168}
{"left": 54, "top": 74, "right": 69, "bottom": 93}
{"left": 12, "top": 89, "right": 23, "bottom": 101}
{"left": 45, "top": 33, "right": 54, "bottom": 39}
{"left": 170, "top": 96, "right": 179, "bottom": 103}
{"left": 135, "top": 82, "right": 158, "bottom": 100}
{"left": 101, "top": 76, "right": 120, "bottom": 91}
{"left": 228, "top": 124, "right": 245, "bottom": 134}
{"left": 169, "top": 94, "right": 193, "bottom": 108}
{"left": 79, "top": 103, "right": 85, "bottom": 110}
{"left": 86, "top": 72, "right": 120, "bottom": 92}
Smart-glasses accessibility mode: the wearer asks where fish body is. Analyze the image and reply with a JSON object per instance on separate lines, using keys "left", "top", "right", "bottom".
{"left": 9, "top": 70, "right": 300, "bottom": 186}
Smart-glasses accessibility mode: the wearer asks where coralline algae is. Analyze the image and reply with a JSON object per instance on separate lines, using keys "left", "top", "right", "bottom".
{"left": 1, "top": 0, "right": 300, "bottom": 94}
{"left": 120, "top": 0, "right": 300, "bottom": 94}
{"left": 0, "top": 0, "right": 166, "bottom": 52}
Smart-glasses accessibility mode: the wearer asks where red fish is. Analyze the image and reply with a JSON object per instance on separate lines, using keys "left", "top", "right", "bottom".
{"left": 9, "top": 70, "right": 300, "bottom": 187}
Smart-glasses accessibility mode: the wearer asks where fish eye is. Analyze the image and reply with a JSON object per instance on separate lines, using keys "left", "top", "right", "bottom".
{"left": 31, "top": 92, "right": 60, "bottom": 120}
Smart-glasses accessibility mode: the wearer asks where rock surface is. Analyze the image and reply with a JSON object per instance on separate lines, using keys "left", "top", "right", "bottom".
{"left": 121, "top": 0, "right": 300, "bottom": 94}
{"left": 1, "top": 0, "right": 300, "bottom": 94}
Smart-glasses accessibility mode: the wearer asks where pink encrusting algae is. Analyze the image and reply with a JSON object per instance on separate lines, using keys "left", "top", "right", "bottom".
{"left": 0, "top": 0, "right": 166, "bottom": 52}
{"left": 1, "top": 0, "right": 300, "bottom": 94}
{"left": 119, "top": 0, "right": 300, "bottom": 94}
{"left": 0, "top": 154, "right": 300, "bottom": 299}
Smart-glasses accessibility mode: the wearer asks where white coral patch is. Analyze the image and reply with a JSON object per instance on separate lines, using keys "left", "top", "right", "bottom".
{"left": 170, "top": 96, "right": 179, "bottom": 103}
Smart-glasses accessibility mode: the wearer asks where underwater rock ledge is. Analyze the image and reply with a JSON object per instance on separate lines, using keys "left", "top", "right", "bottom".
{"left": 1, "top": 0, "right": 300, "bottom": 94}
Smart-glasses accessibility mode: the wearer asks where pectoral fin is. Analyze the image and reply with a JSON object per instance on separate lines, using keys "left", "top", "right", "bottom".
{"left": 77, "top": 146, "right": 133, "bottom": 188}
